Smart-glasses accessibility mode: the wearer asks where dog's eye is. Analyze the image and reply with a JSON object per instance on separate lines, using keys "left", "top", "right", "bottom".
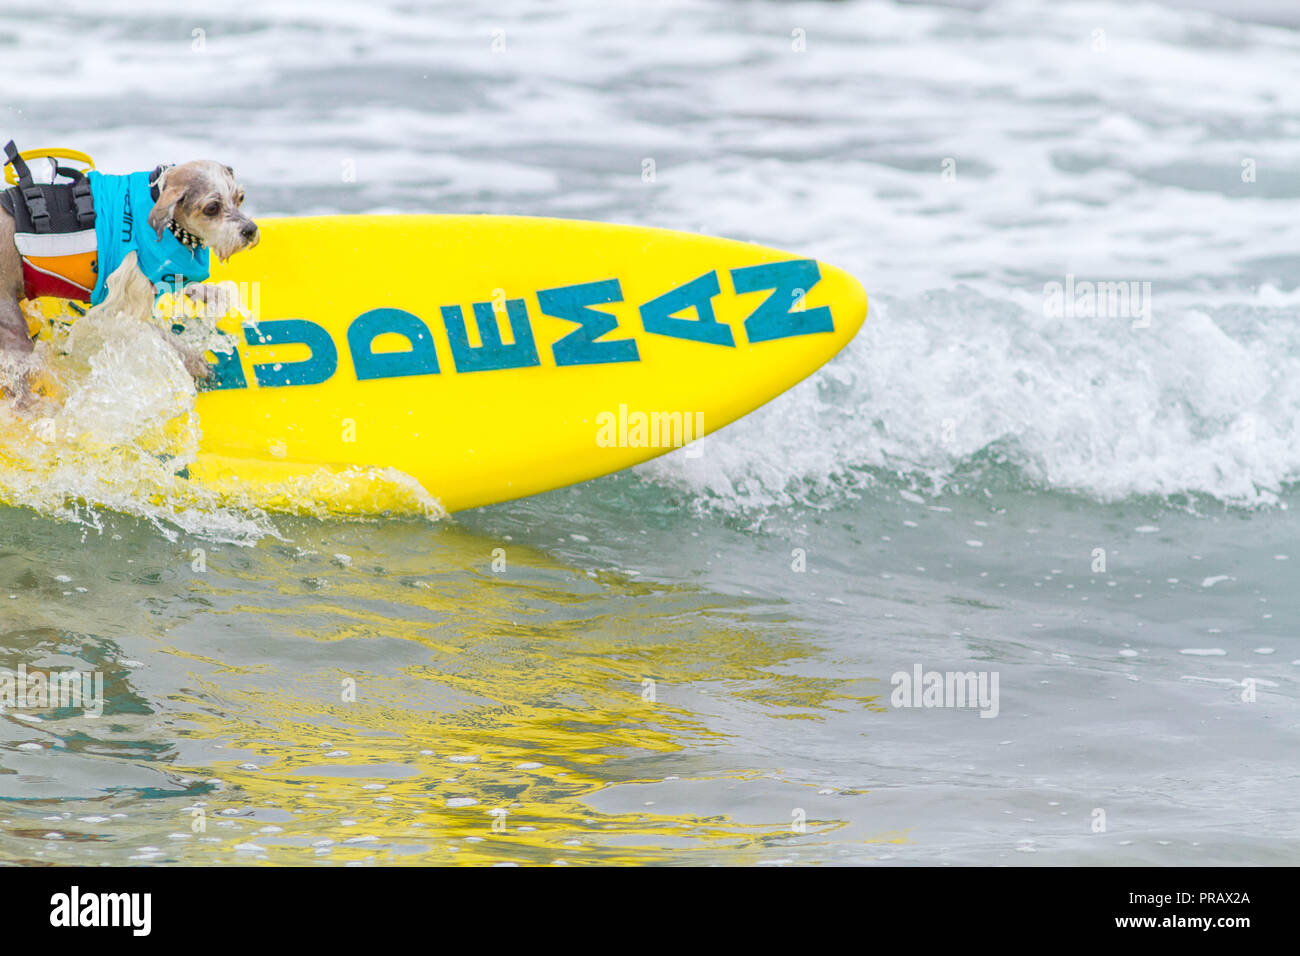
{"left": 235, "top": 192, "right": 245, "bottom": 207}
{"left": 203, "top": 201, "right": 220, "bottom": 217}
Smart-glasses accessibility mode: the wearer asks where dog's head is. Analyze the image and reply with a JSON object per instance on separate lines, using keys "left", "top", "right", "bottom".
{"left": 146, "top": 161, "right": 258, "bottom": 262}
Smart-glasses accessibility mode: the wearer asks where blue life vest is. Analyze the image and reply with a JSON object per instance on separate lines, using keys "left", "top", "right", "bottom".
{"left": 87, "top": 170, "right": 210, "bottom": 305}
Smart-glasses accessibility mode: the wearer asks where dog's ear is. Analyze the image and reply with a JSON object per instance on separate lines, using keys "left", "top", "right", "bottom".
{"left": 147, "top": 168, "right": 189, "bottom": 239}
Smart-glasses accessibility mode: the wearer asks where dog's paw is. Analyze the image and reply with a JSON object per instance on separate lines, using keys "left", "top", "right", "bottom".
{"left": 179, "top": 345, "right": 214, "bottom": 381}
{"left": 183, "top": 280, "right": 243, "bottom": 321}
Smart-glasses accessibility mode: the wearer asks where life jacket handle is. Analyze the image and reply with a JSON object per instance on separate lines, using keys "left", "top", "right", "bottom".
{"left": 3, "top": 147, "right": 96, "bottom": 186}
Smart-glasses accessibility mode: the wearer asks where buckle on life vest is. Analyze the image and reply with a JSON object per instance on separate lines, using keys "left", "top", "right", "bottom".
{"left": 21, "top": 186, "right": 50, "bottom": 231}
{"left": 71, "top": 178, "right": 94, "bottom": 228}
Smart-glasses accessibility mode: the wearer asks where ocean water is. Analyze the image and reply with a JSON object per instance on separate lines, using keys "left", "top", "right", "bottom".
{"left": 1, "top": 0, "right": 1298, "bottom": 865}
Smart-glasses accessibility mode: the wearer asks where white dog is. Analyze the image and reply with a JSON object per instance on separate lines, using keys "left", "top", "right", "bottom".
{"left": 0, "top": 142, "right": 259, "bottom": 399}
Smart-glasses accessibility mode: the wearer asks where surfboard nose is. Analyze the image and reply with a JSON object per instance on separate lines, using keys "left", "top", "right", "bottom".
{"left": 823, "top": 260, "right": 869, "bottom": 347}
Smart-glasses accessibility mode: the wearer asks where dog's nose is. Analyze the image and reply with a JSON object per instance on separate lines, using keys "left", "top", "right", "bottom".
{"left": 241, "top": 222, "right": 259, "bottom": 241}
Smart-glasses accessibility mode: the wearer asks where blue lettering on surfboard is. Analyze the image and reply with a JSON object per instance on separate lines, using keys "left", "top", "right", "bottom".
{"left": 349, "top": 307, "right": 440, "bottom": 380}
{"left": 639, "top": 271, "right": 734, "bottom": 347}
{"left": 441, "top": 299, "right": 541, "bottom": 373}
{"left": 196, "top": 260, "right": 836, "bottom": 389}
{"left": 539, "top": 279, "right": 640, "bottom": 366}
{"left": 199, "top": 345, "right": 249, "bottom": 391}
{"left": 245, "top": 319, "right": 339, "bottom": 387}
{"left": 731, "top": 260, "right": 833, "bottom": 342}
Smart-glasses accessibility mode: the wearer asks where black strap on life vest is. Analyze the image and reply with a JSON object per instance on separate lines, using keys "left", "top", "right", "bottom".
{"left": 4, "top": 141, "right": 32, "bottom": 182}
{"left": 57, "top": 166, "right": 95, "bottom": 228}
{"left": 5, "top": 140, "right": 49, "bottom": 231}
{"left": 2, "top": 139, "right": 96, "bottom": 234}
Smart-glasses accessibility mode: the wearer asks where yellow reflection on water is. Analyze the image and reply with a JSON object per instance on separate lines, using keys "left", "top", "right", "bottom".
{"left": 154, "top": 523, "right": 900, "bottom": 864}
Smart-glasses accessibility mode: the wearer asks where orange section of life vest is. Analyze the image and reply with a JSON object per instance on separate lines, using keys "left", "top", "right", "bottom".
{"left": 24, "top": 250, "right": 98, "bottom": 292}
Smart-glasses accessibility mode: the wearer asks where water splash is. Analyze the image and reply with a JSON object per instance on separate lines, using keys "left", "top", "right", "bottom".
{"left": 0, "top": 300, "right": 440, "bottom": 542}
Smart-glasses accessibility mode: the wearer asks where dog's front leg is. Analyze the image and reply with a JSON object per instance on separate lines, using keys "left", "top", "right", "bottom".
{"left": 173, "top": 281, "right": 245, "bottom": 382}
{"left": 0, "top": 299, "right": 32, "bottom": 355}
{"left": 98, "top": 252, "right": 157, "bottom": 318}
{"left": 0, "top": 205, "right": 36, "bottom": 403}
{"left": 97, "top": 254, "right": 212, "bottom": 382}
{"left": 0, "top": 297, "right": 36, "bottom": 406}
{"left": 162, "top": 335, "right": 213, "bottom": 381}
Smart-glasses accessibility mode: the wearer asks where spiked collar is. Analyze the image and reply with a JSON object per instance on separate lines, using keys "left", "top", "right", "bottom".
{"left": 149, "top": 164, "right": 205, "bottom": 251}
{"left": 169, "top": 219, "right": 205, "bottom": 251}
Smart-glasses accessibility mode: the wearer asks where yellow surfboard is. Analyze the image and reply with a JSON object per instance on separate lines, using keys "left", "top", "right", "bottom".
{"left": 5, "top": 215, "right": 866, "bottom": 516}
{"left": 188, "top": 215, "right": 867, "bottom": 514}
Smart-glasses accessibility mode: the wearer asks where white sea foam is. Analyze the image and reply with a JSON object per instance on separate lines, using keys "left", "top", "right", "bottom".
{"left": 645, "top": 287, "right": 1300, "bottom": 509}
